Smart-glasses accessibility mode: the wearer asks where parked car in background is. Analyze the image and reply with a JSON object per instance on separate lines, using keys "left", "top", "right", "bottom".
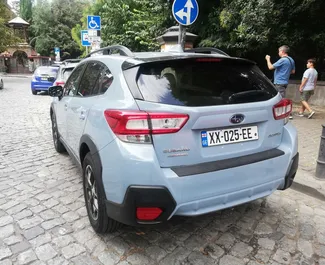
{"left": 31, "top": 66, "right": 58, "bottom": 95}
{"left": 54, "top": 59, "right": 81, "bottom": 87}
{"left": 49, "top": 45, "right": 298, "bottom": 234}
{"left": 52, "top": 62, "right": 63, "bottom": 68}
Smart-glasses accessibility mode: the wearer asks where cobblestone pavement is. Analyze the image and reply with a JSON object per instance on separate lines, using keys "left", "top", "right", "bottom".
{"left": 291, "top": 104, "right": 325, "bottom": 174}
{"left": 1, "top": 78, "right": 325, "bottom": 265}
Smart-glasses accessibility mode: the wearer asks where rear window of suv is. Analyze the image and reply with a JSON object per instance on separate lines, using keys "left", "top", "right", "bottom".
{"left": 130, "top": 58, "right": 277, "bottom": 107}
{"left": 62, "top": 67, "right": 74, "bottom": 81}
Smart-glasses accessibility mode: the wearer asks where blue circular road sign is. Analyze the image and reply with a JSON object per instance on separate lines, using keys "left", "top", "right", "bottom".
{"left": 172, "top": 0, "right": 199, "bottom": 26}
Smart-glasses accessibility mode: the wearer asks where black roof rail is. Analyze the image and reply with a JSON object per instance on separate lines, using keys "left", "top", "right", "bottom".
{"left": 63, "top": 59, "right": 81, "bottom": 65}
{"left": 85, "top": 45, "right": 134, "bottom": 58}
{"left": 185, "top": 47, "right": 230, "bottom": 57}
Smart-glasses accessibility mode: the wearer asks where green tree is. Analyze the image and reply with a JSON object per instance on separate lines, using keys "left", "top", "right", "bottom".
{"left": 72, "top": 0, "right": 173, "bottom": 54}
{"left": 192, "top": 0, "right": 325, "bottom": 78}
{"left": 0, "top": 3, "right": 21, "bottom": 53}
{"left": 20, "top": 0, "right": 33, "bottom": 23}
{"left": 71, "top": 1, "right": 98, "bottom": 56}
{"left": 31, "top": 0, "right": 86, "bottom": 58}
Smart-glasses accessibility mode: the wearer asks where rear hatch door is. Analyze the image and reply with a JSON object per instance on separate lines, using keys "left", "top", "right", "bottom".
{"left": 125, "top": 57, "right": 284, "bottom": 168}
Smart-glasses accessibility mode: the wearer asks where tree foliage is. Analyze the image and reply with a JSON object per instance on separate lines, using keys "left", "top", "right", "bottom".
{"left": 31, "top": 0, "right": 86, "bottom": 58}
{"left": 30, "top": 0, "right": 325, "bottom": 77}
{"left": 190, "top": 0, "right": 325, "bottom": 77}
{"left": 72, "top": 0, "right": 173, "bottom": 54}
{"left": 0, "top": 3, "right": 21, "bottom": 53}
{"left": 20, "top": 0, "right": 33, "bottom": 23}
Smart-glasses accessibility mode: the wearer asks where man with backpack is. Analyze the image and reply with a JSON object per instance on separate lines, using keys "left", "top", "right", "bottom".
{"left": 265, "top": 45, "right": 295, "bottom": 119}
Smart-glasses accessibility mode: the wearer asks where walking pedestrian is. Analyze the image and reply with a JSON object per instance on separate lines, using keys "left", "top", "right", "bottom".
{"left": 297, "top": 58, "right": 317, "bottom": 119}
{"left": 265, "top": 45, "right": 295, "bottom": 119}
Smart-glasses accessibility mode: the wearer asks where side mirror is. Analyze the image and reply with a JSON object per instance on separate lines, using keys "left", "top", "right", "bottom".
{"left": 48, "top": 86, "right": 63, "bottom": 98}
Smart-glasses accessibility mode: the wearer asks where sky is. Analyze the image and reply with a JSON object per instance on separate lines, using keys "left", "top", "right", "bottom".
{"left": 8, "top": 0, "right": 16, "bottom": 6}
{"left": 8, "top": 0, "right": 18, "bottom": 9}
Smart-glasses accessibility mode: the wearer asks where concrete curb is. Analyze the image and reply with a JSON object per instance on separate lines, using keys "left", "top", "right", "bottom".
{"left": 291, "top": 182, "right": 325, "bottom": 201}
{"left": 291, "top": 168, "right": 325, "bottom": 201}
{"left": 1, "top": 75, "right": 32, "bottom": 79}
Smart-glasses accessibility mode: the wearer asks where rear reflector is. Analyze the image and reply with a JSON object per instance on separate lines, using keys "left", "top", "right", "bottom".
{"left": 273, "top": 99, "right": 292, "bottom": 120}
{"left": 54, "top": 81, "right": 65, "bottom": 86}
{"left": 136, "top": 207, "right": 162, "bottom": 221}
{"left": 104, "top": 110, "right": 189, "bottom": 143}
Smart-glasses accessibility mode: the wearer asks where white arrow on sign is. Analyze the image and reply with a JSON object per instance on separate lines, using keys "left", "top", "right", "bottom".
{"left": 175, "top": 0, "right": 194, "bottom": 26}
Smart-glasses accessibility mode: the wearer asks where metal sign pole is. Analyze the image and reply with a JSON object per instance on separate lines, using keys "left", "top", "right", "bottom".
{"left": 86, "top": 46, "right": 88, "bottom": 55}
{"left": 173, "top": 0, "right": 198, "bottom": 51}
{"left": 178, "top": 24, "right": 186, "bottom": 51}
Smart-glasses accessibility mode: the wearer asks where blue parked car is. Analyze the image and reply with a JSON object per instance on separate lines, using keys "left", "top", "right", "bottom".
{"left": 31, "top": 66, "right": 58, "bottom": 95}
{"left": 48, "top": 45, "right": 299, "bottom": 233}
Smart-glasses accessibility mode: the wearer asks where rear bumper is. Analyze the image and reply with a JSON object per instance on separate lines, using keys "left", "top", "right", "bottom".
{"left": 104, "top": 156, "right": 296, "bottom": 226}
{"left": 278, "top": 152, "right": 299, "bottom": 190}
{"left": 100, "top": 122, "right": 298, "bottom": 226}
{"left": 105, "top": 186, "right": 176, "bottom": 226}
{"left": 31, "top": 82, "right": 53, "bottom": 90}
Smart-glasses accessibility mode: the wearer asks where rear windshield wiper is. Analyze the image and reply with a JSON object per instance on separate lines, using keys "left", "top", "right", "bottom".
{"left": 228, "top": 90, "right": 271, "bottom": 103}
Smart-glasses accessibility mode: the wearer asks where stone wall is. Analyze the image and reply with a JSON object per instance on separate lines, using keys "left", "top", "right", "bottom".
{"left": 286, "top": 81, "right": 325, "bottom": 106}
{"left": 7, "top": 44, "right": 34, "bottom": 57}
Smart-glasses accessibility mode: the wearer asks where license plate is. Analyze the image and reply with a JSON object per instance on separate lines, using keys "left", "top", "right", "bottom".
{"left": 41, "top": 77, "right": 48, "bottom": 81}
{"left": 201, "top": 126, "right": 258, "bottom": 147}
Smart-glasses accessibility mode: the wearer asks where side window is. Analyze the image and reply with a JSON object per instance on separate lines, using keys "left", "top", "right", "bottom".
{"left": 64, "top": 65, "right": 85, "bottom": 96}
{"left": 94, "top": 68, "right": 114, "bottom": 95}
{"left": 77, "top": 62, "right": 104, "bottom": 97}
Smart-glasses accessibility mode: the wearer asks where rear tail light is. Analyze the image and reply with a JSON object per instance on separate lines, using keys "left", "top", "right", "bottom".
{"left": 54, "top": 81, "right": 65, "bottom": 86}
{"left": 136, "top": 207, "right": 162, "bottom": 221}
{"left": 104, "top": 110, "right": 189, "bottom": 144}
{"left": 273, "top": 99, "right": 292, "bottom": 120}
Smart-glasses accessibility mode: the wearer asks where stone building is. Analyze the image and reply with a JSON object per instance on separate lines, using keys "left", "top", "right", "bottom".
{"left": 0, "top": 2, "right": 51, "bottom": 74}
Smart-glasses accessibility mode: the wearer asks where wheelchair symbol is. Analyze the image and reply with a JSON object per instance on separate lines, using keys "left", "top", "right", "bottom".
{"left": 88, "top": 17, "right": 99, "bottom": 29}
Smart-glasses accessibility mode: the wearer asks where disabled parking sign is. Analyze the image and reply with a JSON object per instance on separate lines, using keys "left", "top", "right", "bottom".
{"left": 87, "top": 16, "right": 101, "bottom": 30}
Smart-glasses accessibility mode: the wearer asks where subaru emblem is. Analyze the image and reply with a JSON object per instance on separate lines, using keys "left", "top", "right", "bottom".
{"left": 230, "top": 114, "right": 245, "bottom": 124}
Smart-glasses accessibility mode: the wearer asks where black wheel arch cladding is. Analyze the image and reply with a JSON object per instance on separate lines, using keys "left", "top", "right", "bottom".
{"left": 79, "top": 135, "right": 106, "bottom": 200}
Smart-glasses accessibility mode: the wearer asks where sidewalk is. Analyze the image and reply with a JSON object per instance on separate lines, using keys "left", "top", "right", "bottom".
{"left": 1, "top": 73, "right": 32, "bottom": 78}
{"left": 291, "top": 103, "right": 325, "bottom": 199}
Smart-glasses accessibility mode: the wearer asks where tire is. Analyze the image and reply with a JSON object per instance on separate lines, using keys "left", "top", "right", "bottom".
{"left": 83, "top": 153, "right": 122, "bottom": 233}
{"left": 32, "top": 90, "right": 37, "bottom": 95}
{"left": 51, "top": 113, "right": 66, "bottom": 153}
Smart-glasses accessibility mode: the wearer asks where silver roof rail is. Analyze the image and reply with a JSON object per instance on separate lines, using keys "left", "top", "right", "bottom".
{"left": 62, "top": 59, "right": 81, "bottom": 65}
{"left": 185, "top": 47, "right": 230, "bottom": 57}
{"left": 85, "top": 45, "right": 134, "bottom": 58}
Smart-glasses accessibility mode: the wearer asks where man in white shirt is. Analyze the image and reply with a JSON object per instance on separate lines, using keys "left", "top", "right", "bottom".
{"left": 298, "top": 58, "right": 318, "bottom": 119}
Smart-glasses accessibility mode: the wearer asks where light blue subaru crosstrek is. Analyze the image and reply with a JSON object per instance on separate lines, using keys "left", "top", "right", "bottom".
{"left": 49, "top": 45, "right": 299, "bottom": 233}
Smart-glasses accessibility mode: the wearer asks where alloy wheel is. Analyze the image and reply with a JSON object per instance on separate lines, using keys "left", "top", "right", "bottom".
{"left": 51, "top": 116, "right": 58, "bottom": 147}
{"left": 85, "top": 165, "right": 99, "bottom": 221}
